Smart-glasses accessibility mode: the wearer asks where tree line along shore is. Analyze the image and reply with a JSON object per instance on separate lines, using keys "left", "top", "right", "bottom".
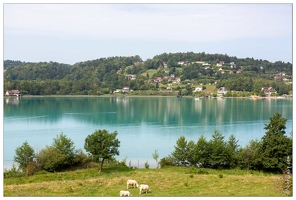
{"left": 4, "top": 52, "right": 292, "bottom": 97}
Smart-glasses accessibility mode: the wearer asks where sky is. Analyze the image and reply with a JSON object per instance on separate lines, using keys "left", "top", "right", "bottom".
{"left": 2, "top": 1, "right": 294, "bottom": 65}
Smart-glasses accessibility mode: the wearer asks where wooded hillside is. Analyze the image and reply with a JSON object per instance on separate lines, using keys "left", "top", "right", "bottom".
{"left": 3, "top": 52, "right": 292, "bottom": 96}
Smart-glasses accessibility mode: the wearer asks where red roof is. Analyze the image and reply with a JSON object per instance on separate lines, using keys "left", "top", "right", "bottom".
{"left": 6, "top": 90, "right": 20, "bottom": 95}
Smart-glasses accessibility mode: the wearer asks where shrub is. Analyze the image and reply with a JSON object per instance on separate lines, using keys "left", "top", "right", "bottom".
{"left": 144, "top": 161, "right": 149, "bottom": 169}
{"left": 37, "top": 146, "right": 66, "bottom": 172}
{"left": 117, "top": 157, "right": 128, "bottom": 167}
{"left": 72, "top": 149, "right": 92, "bottom": 168}
{"left": 159, "top": 156, "right": 175, "bottom": 168}
{"left": 3, "top": 164, "right": 23, "bottom": 178}
{"left": 25, "top": 161, "right": 38, "bottom": 176}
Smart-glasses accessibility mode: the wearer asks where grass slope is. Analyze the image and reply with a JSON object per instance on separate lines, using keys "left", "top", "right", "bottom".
{"left": 4, "top": 166, "right": 285, "bottom": 197}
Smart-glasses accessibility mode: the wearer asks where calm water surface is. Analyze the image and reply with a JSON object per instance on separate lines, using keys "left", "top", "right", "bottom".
{"left": 3, "top": 96, "right": 293, "bottom": 169}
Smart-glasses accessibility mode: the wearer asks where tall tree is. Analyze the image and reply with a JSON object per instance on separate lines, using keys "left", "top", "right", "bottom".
{"left": 195, "top": 136, "right": 209, "bottom": 168}
{"left": 171, "top": 136, "right": 189, "bottom": 166}
{"left": 258, "top": 113, "right": 292, "bottom": 172}
{"left": 226, "top": 134, "right": 240, "bottom": 168}
{"left": 52, "top": 133, "right": 75, "bottom": 166}
{"left": 207, "top": 130, "right": 228, "bottom": 169}
{"left": 84, "top": 129, "right": 120, "bottom": 172}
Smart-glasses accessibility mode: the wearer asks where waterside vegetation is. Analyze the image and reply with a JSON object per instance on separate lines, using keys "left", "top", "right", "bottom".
{"left": 4, "top": 113, "right": 292, "bottom": 196}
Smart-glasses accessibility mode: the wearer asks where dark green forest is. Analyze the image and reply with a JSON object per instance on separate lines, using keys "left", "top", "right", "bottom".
{"left": 3, "top": 52, "right": 292, "bottom": 96}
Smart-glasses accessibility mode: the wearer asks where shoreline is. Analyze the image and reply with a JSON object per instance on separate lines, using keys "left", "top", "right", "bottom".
{"left": 5, "top": 94, "right": 293, "bottom": 99}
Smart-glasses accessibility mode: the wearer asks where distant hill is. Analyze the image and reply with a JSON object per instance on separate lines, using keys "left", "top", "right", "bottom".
{"left": 3, "top": 52, "right": 292, "bottom": 96}
{"left": 4, "top": 60, "right": 24, "bottom": 69}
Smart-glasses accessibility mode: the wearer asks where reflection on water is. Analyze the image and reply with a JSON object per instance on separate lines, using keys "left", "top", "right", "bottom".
{"left": 3, "top": 97, "right": 293, "bottom": 169}
{"left": 5, "top": 97, "right": 20, "bottom": 105}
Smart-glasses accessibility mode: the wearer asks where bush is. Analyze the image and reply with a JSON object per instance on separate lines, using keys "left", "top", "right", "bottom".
{"left": 72, "top": 149, "right": 92, "bottom": 168}
{"left": 4, "top": 164, "right": 23, "bottom": 178}
{"left": 25, "top": 161, "right": 38, "bottom": 176}
{"left": 117, "top": 157, "right": 128, "bottom": 167}
{"left": 159, "top": 156, "right": 175, "bottom": 168}
{"left": 144, "top": 161, "right": 149, "bottom": 169}
{"left": 37, "top": 146, "right": 67, "bottom": 172}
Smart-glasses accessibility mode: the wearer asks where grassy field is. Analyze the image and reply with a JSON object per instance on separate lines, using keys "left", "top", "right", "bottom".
{"left": 203, "top": 85, "right": 217, "bottom": 95}
{"left": 4, "top": 166, "right": 286, "bottom": 197}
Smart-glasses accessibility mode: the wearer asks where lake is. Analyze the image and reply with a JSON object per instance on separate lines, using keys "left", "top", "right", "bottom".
{"left": 3, "top": 96, "right": 293, "bottom": 169}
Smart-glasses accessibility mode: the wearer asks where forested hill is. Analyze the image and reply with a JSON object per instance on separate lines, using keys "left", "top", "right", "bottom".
{"left": 3, "top": 52, "right": 292, "bottom": 96}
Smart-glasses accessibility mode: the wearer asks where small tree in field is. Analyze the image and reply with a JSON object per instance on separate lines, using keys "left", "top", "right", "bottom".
{"left": 14, "top": 141, "right": 35, "bottom": 172}
{"left": 152, "top": 149, "right": 159, "bottom": 168}
{"left": 84, "top": 129, "right": 120, "bottom": 173}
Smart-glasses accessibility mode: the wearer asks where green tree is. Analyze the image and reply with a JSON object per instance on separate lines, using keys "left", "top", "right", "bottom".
{"left": 238, "top": 139, "right": 262, "bottom": 170}
{"left": 14, "top": 141, "right": 35, "bottom": 172}
{"left": 195, "top": 136, "right": 210, "bottom": 167}
{"left": 171, "top": 136, "right": 196, "bottom": 166}
{"left": 258, "top": 113, "right": 292, "bottom": 172}
{"left": 226, "top": 134, "right": 240, "bottom": 168}
{"left": 171, "top": 136, "right": 189, "bottom": 166}
{"left": 84, "top": 129, "right": 120, "bottom": 172}
{"left": 52, "top": 133, "right": 75, "bottom": 166}
{"left": 185, "top": 84, "right": 193, "bottom": 95}
{"left": 207, "top": 130, "right": 228, "bottom": 169}
{"left": 186, "top": 140, "right": 197, "bottom": 166}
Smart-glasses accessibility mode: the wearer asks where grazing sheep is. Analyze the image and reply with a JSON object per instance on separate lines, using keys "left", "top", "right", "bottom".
{"left": 120, "top": 190, "right": 132, "bottom": 196}
{"left": 139, "top": 184, "right": 150, "bottom": 194}
{"left": 127, "top": 179, "right": 139, "bottom": 189}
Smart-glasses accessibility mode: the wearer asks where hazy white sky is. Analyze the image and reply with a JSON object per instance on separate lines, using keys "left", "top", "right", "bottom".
{"left": 2, "top": 2, "right": 293, "bottom": 64}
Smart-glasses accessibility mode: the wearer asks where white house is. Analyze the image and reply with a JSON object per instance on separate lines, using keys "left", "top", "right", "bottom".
{"left": 193, "top": 86, "right": 203, "bottom": 92}
{"left": 122, "top": 87, "right": 130, "bottom": 93}
{"left": 5, "top": 90, "right": 21, "bottom": 97}
{"left": 217, "top": 87, "right": 228, "bottom": 95}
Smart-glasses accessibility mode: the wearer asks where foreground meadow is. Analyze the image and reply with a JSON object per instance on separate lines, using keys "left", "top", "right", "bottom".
{"left": 4, "top": 166, "right": 286, "bottom": 197}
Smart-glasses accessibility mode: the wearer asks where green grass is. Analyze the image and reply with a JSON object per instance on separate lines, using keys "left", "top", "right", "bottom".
{"left": 4, "top": 166, "right": 286, "bottom": 197}
{"left": 203, "top": 85, "right": 217, "bottom": 94}
{"left": 144, "top": 69, "right": 158, "bottom": 77}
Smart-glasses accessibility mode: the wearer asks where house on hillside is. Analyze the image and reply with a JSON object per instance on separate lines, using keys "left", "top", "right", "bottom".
{"left": 193, "top": 86, "right": 203, "bottom": 92}
{"left": 122, "top": 87, "right": 130, "bottom": 93}
{"left": 163, "top": 62, "right": 168, "bottom": 68}
{"left": 230, "top": 62, "right": 236, "bottom": 68}
{"left": 126, "top": 74, "right": 136, "bottom": 80}
{"left": 262, "top": 87, "right": 277, "bottom": 96}
{"left": 217, "top": 87, "right": 228, "bottom": 95}
{"left": 5, "top": 90, "right": 21, "bottom": 97}
{"left": 114, "top": 87, "right": 130, "bottom": 93}
{"left": 166, "top": 84, "right": 172, "bottom": 90}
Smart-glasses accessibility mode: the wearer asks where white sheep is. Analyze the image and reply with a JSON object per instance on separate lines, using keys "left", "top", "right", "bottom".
{"left": 139, "top": 184, "right": 150, "bottom": 194}
{"left": 127, "top": 179, "right": 139, "bottom": 189}
{"left": 120, "top": 190, "right": 132, "bottom": 196}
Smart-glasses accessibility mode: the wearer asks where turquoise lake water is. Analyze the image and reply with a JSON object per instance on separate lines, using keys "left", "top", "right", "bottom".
{"left": 3, "top": 96, "right": 293, "bottom": 169}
